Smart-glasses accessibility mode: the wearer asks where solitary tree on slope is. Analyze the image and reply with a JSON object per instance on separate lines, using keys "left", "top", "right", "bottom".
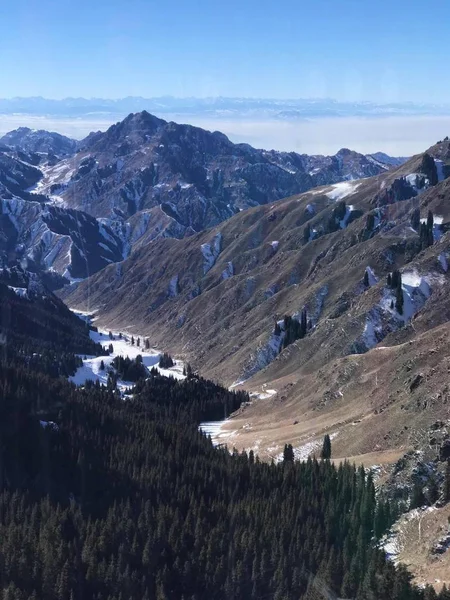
{"left": 321, "top": 434, "right": 332, "bottom": 460}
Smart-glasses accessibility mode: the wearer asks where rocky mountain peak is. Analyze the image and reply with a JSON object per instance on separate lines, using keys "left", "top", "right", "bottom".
{"left": 0, "top": 127, "right": 77, "bottom": 156}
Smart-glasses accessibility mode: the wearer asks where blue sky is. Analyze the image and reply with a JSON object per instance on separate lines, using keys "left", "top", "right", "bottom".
{"left": 1, "top": 0, "right": 450, "bottom": 102}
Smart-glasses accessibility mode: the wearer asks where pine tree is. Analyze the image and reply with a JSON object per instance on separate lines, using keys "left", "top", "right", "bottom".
{"left": 427, "top": 210, "right": 435, "bottom": 246}
{"left": 304, "top": 223, "right": 311, "bottom": 244}
{"left": 274, "top": 321, "right": 281, "bottom": 336}
{"left": 109, "top": 331, "right": 113, "bottom": 340}
{"left": 427, "top": 474, "right": 439, "bottom": 505}
{"left": 321, "top": 435, "right": 331, "bottom": 459}
{"left": 137, "top": 337, "right": 140, "bottom": 347}
{"left": 363, "top": 270, "right": 369, "bottom": 287}
{"left": 100, "top": 360, "right": 105, "bottom": 371}
{"left": 301, "top": 308, "right": 307, "bottom": 335}
{"left": 131, "top": 336, "right": 135, "bottom": 345}
{"left": 444, "top": 459, "right": 450, "bottom": 503}
{"left": 366, "top": 213, "right": 375, "bottom": 232}
{"left": 411, "top": 207, "right": 421, "bottom": 231}
{"left": 283, "top": 444, "right": 294, "bottom": 462}
{"left": 395, "top": 273, "right": 404, "bottom": 315}
{"left": 420, "top": 153, "right": 438, "bottom": 186}
{"left": 387, "top": 273, "right": 392, "bottom": 287}
{"left": 410, "top": 480, "right": 425, "bottom": 509}
{"left": 424, "top": 584, "right": 438, "bottom": 600}
{"left": 391, "top": 270, "right": 400, "bottom": 289}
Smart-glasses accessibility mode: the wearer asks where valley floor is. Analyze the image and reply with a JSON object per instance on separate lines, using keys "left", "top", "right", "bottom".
{"left": 69, "top": 325, "right": 185, "bottom": 390}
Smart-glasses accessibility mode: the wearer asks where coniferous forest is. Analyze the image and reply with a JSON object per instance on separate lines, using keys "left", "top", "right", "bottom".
{"left": 0, "top": 283, "right": 447, "bottom": 600}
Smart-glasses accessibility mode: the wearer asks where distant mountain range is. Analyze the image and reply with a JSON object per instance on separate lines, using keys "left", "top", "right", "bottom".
{"left": 0, "top": 112, "right": 407, "bottom": 285}
{"left": 1, "top": 96, "right": 450, "bottom": 120}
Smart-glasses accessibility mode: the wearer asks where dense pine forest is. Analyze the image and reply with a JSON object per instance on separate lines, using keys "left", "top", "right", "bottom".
{"left": 0, "top": 283, "right": 447, "bottom": 599}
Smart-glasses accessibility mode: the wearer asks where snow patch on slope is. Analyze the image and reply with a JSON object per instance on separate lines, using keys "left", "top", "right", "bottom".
{"left": 243, "top": 329, "right": 284, "bottom": 380}
{"left": 326, "top": 181, "right": 360, "bottom": 201}
{"left": 168, "top": 275, "right": 179, "bottom": 297}
{"left": 438, "top": 252, "right": 448, "bottom": 272}
{"left": 69, "top": 329, "right": 185, "bottom": 390}
{"left": 221, "top": 261, "right": 234, "bottom": 280}
{"left": 366, "top": 266, "right": 378, "bottom": 286}
{"left": 201, "top": 232, "right": 222, "bottom": 274}
{"left": 434, "top": 158, "right": 445, "bottom": 182}
{"left": 360, "top": 270, "right": 444, "bottom": 350}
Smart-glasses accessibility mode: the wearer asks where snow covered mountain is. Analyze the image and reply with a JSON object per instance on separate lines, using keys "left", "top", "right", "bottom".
{"left": 30, "top": 111, "right": 405, "bottom": 243}
{"left": 0, "top": 127, "right": 76, "bottom": 156}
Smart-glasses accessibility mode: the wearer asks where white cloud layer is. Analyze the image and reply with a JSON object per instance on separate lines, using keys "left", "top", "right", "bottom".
{"left": 1, "top": 113, "right": 449, "bottom": 156}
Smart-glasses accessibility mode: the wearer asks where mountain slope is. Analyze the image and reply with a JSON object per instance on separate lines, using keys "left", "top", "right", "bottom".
{"left": 0, "top": 196, "right": 124, "bottom": 282}
{"left": 64, "top": 141, "right": 450, "bottom": 462}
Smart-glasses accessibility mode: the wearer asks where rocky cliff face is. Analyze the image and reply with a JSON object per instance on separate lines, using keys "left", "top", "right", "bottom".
{"left": 0, "top": 196, "right": 123, "bottom": 283}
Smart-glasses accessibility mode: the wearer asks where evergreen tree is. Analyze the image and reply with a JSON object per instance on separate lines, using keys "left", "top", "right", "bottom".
{"left": 304, "top": 223, "right": 311, "bottom": 244}
{"left": 410, "top": 481, "right": 426, "bottom": 510}
{"left": 411, "top": 207, "right": 421, "bottom": 231}
{"left": 131, "top": 336, "right": 135, "bottom": 345}
{"left": 427, "top": 210, "right": 435, "bottom": 245}
{"left": 159, "top": 353, "right": 174, "bottom": 369}
{"left": 395, "top": 274, "right": 404, "bottom": 315}
{"left": 444, "top": 459, "right": 450, "bottom": 503}
{"left": 321, "top": 434, "right": 331, "bottom": 459}
{"left": 100, "top": 360, "right": 105, "bottom": 371}
{"left": 391, "top": 270, "right": 400, "bottom": 289}
{"left": 366, "top": 213, "right": 375, "bottom": 232}
{"left": 424, "top": 584, "right": 438, "bottom": 600}
{"left": 427, "top": 474, "right": 439, "bottom": 505}
{"left": 283, "top": 444, "right": 294, "bottom": 462}
{"left": 420, "top": 153, "right": 438, "bottom": 186}
{"left": 363, "top": 270, "right": 370, "bottom": 287}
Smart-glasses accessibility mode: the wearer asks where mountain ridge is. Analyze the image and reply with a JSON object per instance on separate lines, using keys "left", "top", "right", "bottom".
{"left": 0, "top": 113, "right": 406, "bottom": 286}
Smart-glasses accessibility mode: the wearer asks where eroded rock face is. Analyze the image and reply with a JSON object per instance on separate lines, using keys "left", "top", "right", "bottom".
{"left": 439, "top": 440, "right": 450, "bottom": 461}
